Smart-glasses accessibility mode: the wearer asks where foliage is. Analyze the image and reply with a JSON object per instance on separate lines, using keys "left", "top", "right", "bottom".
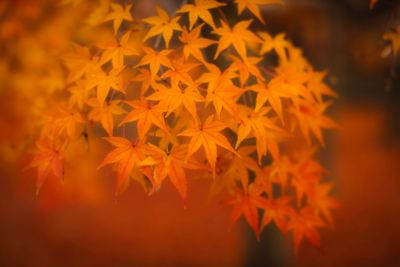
{"left": 0, "top": 0, "right": 339, "bottom": 253}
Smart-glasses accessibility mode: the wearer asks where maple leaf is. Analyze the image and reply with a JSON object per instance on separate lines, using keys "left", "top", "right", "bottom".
{"left": 104, "top": 3, "right": 133, "bottom": 33}
{"left": 98, "top": 137, "right": 153, "bottom": 194}
{"left": 234, "top": 105, "right": 285, "bottom": 162}
{"left": 197, "top": 64, "right": 243, "bottom": 117}
{"left": 86, "top": 69, "right": 125, "bottom": 105}
{"left": 275, "top": 66, "right": 315, "bottom": 99}
{"left": 135, "top": 47, "right": 173, "bottom": 76}
{"left": 291, "top": 99, "right": 338, "bottom": 145}
{"left": 291, "top": 150, "right": 326, "bottom": 203}
{"left": 143, "top": 6, "right": 182, "bottom": 48}
{"left": 269, "top": 155, "right": 292, "bottom": 189}
{"left": 226, "top": 185, "right": 266, "bottom": 239}
{"left": 53, "top": 106, "right": 85, "bottom": 139}
{"left": 258, "top": 32, "right": 289, "bottom": 60}
{"left": 63, "top": 43, "right": 100, "bottom": 82}
{"left": 179, "top": 24, "right": 216, "bottom": 62}
{"left": 98, "top": 31, "right": 139, "bottom": 69}
{"left": 308, "top": 183, "right": 339, "bottom": 225}
{"left": 229, "top": 54, "right": 264, "bottom": 86}
{"left": 142, "top": 144, "right": 203, "bottom": 202}
{"left": 177, "top": 0, "right": 226, "bottom": 30}
{"left": 131, "top": 68, "right": 160, "bottom": 96}
{"left": 235, "top": 105, "right": 279, "bottom": 147}
{"left": 213, "top": 19, "right": 261, "bottom": 59}
{"left": 161, "top": 56, "right": 200, "bottom": 88}
{"left": 178, "top": 115, "right": 238, "bottom": 174}
{"left": 306, "top": 71, "right": 337, "bottom": 103}
{"left": 209, "top": 146, "right": 258, "bottom": 198}
{"left": 289, "top": 207, "right": 325, "bottom": 254}
{"left": 260, "top": 196, "right": 293, "bottom": 234}
{"left": 86, "top": 98, "right": 125, "bottom": 136}
{"left": 250, "top": 77, "right": 296, "bottom": 121}
{"left": 235, "top": 0, "right": 283, "bottom": 24}
{"left": 147, "top": 82, "right": 204, "bottom": 121}
{"left": 155, "top": 115, "right": 193, "bottom": 149}
{"left": 120, "top": 99, "right": 169, "bottom": 139}
{"left": 68, "top": 79, "right": 92, "bottom": 110}
{"left": 27, "top": 139, "right": 64, "bottom": 195}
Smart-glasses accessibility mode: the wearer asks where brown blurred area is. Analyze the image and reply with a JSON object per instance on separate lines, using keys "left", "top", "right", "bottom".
{"left": 1, "top": 0, "right": 400, "bottom": 267}
{"left": 0, "top": 137, "right": 247, "bottom": 267}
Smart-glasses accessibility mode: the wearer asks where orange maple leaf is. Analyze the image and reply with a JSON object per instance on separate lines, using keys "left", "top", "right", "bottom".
{"left": 147, "top": 82, "right": 204, "bottom": 121}
{"left": 135, "top": 47, "right": 173, "bottom": 76}
{"left": 179, "top": 24, "right": 216, "bottom": 62}
{"left": 235, "top": 0, "right": 283, "bottom": 24}
{"left": 27, "top": 139, "right": 64, "bottom": 195}
{"left": 179, "top": 116, "right": 238, "bottom": 175}
{"left": 177, "top": 0, "right": 226, "bottom": 29}
{"left": 160, "top": 56, "right": 200, "bottom": 88}
{"left": 250, "top": 77, "right": 296, "bottom": 121}
{"left": 142, "top": 144, "right": 203, "bottom": 202}
{"left": 230, "top": 54, "right": 264, "bottom": 86}
{"left": 143, "top": 6, "right": 182, "bottom": 48}
{"left": 308, "top": 183, "right": 339, "bottom": 225}
{"left": 289, "top": 207, "right": 325, "bottom": 254}
{"left": 226, "top": 185, "right": 266, "bottom": 239}
{"left": 86, "top": 98, "right": 125, "bottom": 136}
{"left": 198, "top": 64, "right": 243, "bottom": 117}
{"left": 291, "top": 99, "right": 338, "bottom": 145}
{"left": 104, "top": 3, "right": 133, "bottom": 33}
{"left": 260, "top": 196, "right": 293, "bottom": 235}
{"left": 98, "top": 137, "right": 153, "bottom": 194}
{"left": 98, "top": 31, "right": 139, "bottom": 69}
{"left": 86, "top": 69, "right": 125, "bottom": 105}
{"left": 213, "top": 19, "right": 261, "bottom": 59}
{"left": 53, "top": 106, "right": 85, "bottom": 139}
{"left": 120, "top": 99, "right": 169, "bottom": 139}
{"left": 258, "top": 32, "right": 289, "bottom": 61}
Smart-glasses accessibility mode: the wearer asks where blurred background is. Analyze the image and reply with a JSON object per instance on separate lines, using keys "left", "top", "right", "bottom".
{"left": 1, "top": 0, "right": 400, "bottom": 266}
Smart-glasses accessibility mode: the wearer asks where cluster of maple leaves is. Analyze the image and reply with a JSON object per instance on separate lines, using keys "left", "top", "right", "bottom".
{"left": 26, "top": 0, "right": 339, "bottom": 253}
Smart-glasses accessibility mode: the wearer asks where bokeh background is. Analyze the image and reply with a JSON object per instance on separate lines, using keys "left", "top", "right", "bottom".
{"left": 1, "top": 0, "right": 400, "bottom": 266}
